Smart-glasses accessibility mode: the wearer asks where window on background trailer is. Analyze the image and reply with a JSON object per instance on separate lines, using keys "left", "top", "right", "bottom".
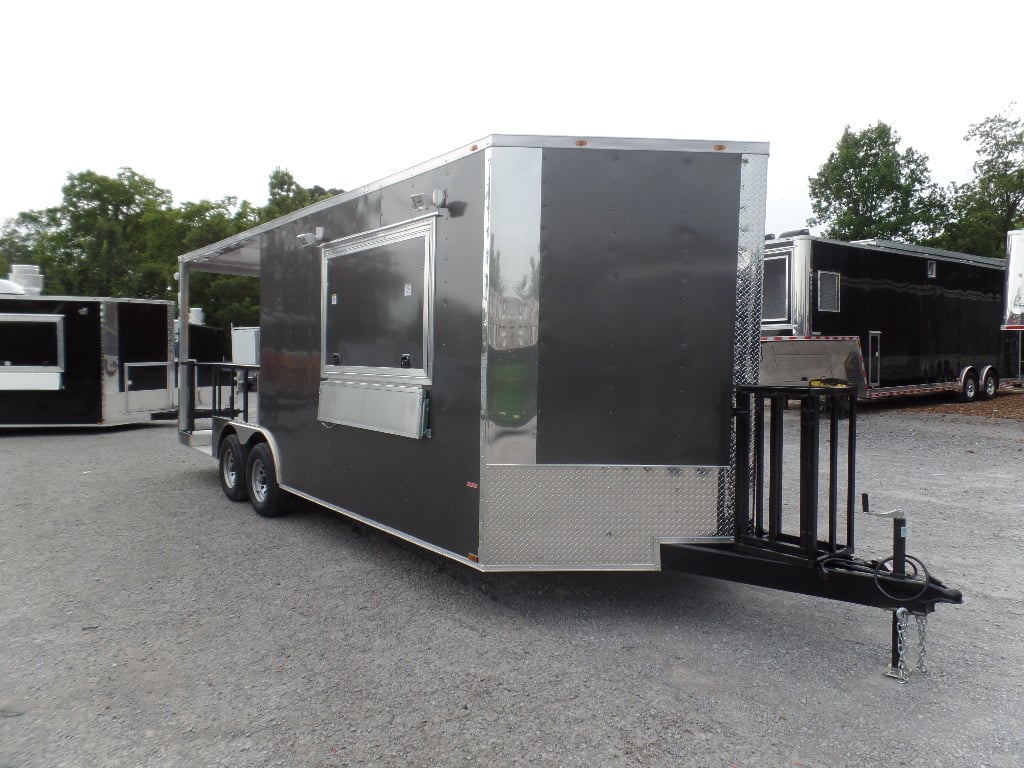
{"left": 762, "top": 253, "right": 790, "bottom": 322}
{"left": 818, "top": 271, "right": 841, "bottom": 312}
{"left": 0, "top": 314, "right": 64, "bottom": 369}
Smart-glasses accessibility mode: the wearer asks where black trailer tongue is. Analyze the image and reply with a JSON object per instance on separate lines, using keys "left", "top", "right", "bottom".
{"left": 661, "top": 384, "right": 963, "bottom": 682}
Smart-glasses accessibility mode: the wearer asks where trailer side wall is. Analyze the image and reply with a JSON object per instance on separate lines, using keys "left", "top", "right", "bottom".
{"left": 261, "top": 152, "right": 486, "bottom": 559}
{"left": 808, "top": 241, "right": 1004, "bottom": 386}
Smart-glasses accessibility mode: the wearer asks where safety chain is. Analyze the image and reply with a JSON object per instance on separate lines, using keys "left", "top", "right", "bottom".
{"left": 886, "top": 609, "right": 930, "bottom": 683}
{"left": 892, "top": 608, "right": 910, "bottom": 683}
{"left": 915, "top": 614, "right": 928, "bottom": 674}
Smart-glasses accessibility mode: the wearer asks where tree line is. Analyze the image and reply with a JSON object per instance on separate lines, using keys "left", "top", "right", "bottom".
{"left": 1, "top": 107, "right": 1021, "bottom": 329}
{"left": 0, "top": 168, "right": 340, "bottom": 329}
{"left": 806, "top": 106, "right": 1023, "bottom": 257}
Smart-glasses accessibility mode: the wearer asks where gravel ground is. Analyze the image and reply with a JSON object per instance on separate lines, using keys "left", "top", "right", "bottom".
{"left": 1, "top": 403, "right": 1022, "bottom": 768}
{"left": 886, "top": 385, "right": 1024, "bottom": 420}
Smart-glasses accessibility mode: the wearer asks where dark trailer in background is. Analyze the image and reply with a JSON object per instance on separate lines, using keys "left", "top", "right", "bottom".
{"left": 0, "top": 295, "right": 175, "bottom": 427}
{"left": 759, "top": 233, "right": 1022, "bottom": 400}
{"left": 175, "top": 136, "right": 961, "bottom": 668}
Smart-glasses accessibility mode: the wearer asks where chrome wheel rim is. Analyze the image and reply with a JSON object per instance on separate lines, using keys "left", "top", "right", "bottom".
{"left": 251, "top": 458, "right": 268, "bottom": 503}
{"left": 222, "top": 450, "right": 237, "bottom": 488}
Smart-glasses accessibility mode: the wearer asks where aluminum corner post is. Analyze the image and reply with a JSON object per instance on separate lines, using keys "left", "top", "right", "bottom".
{"left": 177, "top": 262, "right": 191, "bottom": 436}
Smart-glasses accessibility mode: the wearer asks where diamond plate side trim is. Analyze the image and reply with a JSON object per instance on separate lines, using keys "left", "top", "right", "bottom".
{"left": 480, "top": 464, "right": 724, "bottom": 569}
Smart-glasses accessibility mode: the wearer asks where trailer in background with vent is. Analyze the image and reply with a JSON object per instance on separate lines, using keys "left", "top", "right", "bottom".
{"left": 759, "top": 233, "right": 1022, "bottom": 400}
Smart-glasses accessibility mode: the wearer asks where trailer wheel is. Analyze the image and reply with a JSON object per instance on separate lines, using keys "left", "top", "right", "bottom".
{"left": 218, "top": 435, "right": 247, "bottom": 502}
{"left": 980, "top": 371, "right": 998, "bottom": 401}
{"left": 959, "top": 373, "right": 978, "bottom": 403}
{"left": 246, "top": 442, "right": 285, "bottom": 518}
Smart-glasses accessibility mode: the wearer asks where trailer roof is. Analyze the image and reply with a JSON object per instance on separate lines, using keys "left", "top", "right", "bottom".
{"left": 178, "top": 134, "right": 770, "bottom": 276}
{"left": 766, "top": 234, "right": 1006, "bottom": 269}
{"left": 0, "top": 294, "right": 174, "bottom": 305}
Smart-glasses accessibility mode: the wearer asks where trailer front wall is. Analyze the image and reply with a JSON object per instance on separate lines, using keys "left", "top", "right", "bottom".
{"left": 809, "top": 242, "right": 1004, "bottom": 386}
{"left": 261, "top": 152, "right": 486, "bottom": 560}
{"left": 480, "top": 146, "right": 767, "bottom": 569}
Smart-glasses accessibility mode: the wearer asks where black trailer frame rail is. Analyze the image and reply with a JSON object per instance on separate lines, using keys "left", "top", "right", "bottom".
{"left": 662, "top": 385, "right": 962, "bottom": 615}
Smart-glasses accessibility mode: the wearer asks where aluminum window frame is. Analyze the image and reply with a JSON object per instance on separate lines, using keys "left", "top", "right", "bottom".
{"left": 761, "top": 251, "right": 791, "bottom": 324}
{"left": 0, "top": 312, "right": 65, "bottom": 372}
{"left": 320, "top": 214, "right": 437, "bottom": 385}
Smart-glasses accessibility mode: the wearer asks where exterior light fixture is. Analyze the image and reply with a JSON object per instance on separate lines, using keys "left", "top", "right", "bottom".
{"left": 410, "top": 189, "right": 447, "bottom": 211}
{"left": 297, "top": 226, "right": 324, "bottom": 246}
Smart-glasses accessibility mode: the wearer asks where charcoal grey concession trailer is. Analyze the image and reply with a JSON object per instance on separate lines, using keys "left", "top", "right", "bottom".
{"left": 176, "top": 136, "right": 960, "bottom": 668}
{"left": 0, "top": 294, "right": 174, "bottom": 427}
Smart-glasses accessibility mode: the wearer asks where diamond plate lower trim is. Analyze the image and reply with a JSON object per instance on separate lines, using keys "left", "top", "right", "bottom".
{"left": 480, "top": 464, "right": 725, "bottom": 569}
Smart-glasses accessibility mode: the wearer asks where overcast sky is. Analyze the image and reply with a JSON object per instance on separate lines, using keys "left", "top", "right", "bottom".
{"left": 2, "top": 1, "right": 1020, "bottom": 239}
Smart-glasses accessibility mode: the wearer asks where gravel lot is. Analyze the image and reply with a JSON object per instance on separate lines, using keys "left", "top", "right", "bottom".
{"left": 1, "top": 399, "right": 1022, "bottom": 768}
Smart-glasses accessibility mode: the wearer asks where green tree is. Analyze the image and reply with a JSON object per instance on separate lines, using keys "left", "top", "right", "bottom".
{"left": 933, "top": 107, "right": 1024, "bottom": 258}
{"left": 808, "top": 122, "right": 947, "bottom": 243}
{"left": 185, "top": 170, "right": 342, "bottom": 330}
{"left": 33, "top": 168, "right": 181, "bottom": 299}
{"left": 177, "top": 197, "right": 260, "bottom": 253}
{"left": 186, "top": 273, "right": 260, "bottom": 330}
{"left": 260, "top": 168, "right": 342, "bottom": 222}
{"left": 0, "top": 166, "right": 341, "bottom": 319}
{"left": 0, "top": 209, "right": 62, "bottom": 286}
{"left": 172, "top": 196, "right": 263, "bottom": 329}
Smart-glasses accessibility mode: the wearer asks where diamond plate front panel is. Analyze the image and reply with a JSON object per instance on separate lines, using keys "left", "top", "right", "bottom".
{"left": 480, "top": 465, "right": 724, "bottom": 569}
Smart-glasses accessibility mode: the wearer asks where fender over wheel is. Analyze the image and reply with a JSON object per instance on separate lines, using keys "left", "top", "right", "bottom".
{"left": 218, "top": 435, "right": 247, "bottom": 502}
{"left": 245, "top": 442, "right": 287, "bottom": 517}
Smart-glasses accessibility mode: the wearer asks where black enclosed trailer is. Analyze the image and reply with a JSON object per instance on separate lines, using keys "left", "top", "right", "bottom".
{"left": 759, "top": 233, "right": 1022, "bottom": 400}
{"left": 0, "top": 294, "right": 175, "bottom": 427}
{"left": 176, "top": 136, "right": 960, "bottom": 671}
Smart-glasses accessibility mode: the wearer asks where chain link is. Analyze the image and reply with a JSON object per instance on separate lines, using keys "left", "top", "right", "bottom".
{"left": 891, "top": 608, "right": 910, "bottom": 683}
{"left": 915, "top": 614, "right": 928, "bottom": 674}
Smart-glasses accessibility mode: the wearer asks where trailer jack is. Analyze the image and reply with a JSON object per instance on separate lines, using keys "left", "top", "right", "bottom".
{"left": 661, "top": 385, "right": 963, "bottom": 679}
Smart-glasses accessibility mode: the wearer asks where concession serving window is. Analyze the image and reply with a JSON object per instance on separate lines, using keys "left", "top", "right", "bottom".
{"left": 317, "top": 215, "right": 437, "bottom": 438}
{"left": 0, "top": 313, "right": 65, "bottom": 390}
{"left": 321, "top": 215, "right": 436, "bottom": 384}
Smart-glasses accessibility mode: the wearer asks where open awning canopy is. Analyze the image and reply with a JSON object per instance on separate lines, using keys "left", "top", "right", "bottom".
{"left": 179, "top": 234, "right": 262, "bottom": 277}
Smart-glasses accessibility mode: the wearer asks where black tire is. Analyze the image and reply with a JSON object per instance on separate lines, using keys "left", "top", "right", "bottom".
{"left": 218, "top": 435, "right": 247, "bottom": 502}
{"left": 245, "top": 442, "right": 286, "bottom": 517}
{"left": 959, "top": 373, "right": 978, "bottom": 403}
{"left": 980, "top": 371, "right": 998, "bottom": 401}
